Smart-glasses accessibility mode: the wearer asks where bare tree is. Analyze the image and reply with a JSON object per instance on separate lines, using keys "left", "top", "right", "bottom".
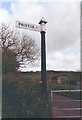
{"left": 15, "top": 33, "right": 40, "bottom": 65}
{"left": 0, "top": 24, "right": 40, "bottom": 69}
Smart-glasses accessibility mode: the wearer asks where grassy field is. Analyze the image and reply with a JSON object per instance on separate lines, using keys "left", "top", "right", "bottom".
{"left": 48, "top": 83, "right": 80, "bottom": 90}
{"left": 19, "top": 71, "right": 81, "bottom": 100}
{"left": 57, "top": 92, "right": 81, "bottom": 100}
{"left": 48, "top": 83, "right": 80, "bottom": 100}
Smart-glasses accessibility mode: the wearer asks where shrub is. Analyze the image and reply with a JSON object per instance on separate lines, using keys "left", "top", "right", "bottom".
{"left": 2, "top": 77, "right": 52, "bottom": 118}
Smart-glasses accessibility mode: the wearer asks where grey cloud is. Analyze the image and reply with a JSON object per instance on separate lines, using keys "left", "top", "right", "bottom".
{"left": 42, "top": 2, "right": 80, "bottom": 54}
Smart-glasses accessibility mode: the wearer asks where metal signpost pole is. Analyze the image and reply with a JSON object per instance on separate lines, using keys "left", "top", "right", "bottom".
{"left": 39, "top": 18, "right": 47, "bottom": 98}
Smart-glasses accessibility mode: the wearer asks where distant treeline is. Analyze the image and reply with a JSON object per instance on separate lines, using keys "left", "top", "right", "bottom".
{"left": 19, "top": 70, "right": 81, "bottom": 83}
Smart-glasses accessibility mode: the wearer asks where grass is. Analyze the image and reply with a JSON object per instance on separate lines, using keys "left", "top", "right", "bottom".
{"left": 48, "top": 83, "right": 80, "bottom": 100}
{"left": 48, "top": 83, "right": 80, "bottom": 90}
{"left": 57, "top": 92, "right": 81, "bottom": 100}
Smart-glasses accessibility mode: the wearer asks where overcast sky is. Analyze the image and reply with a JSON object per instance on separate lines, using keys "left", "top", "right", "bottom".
{"left": 0, "top": 0, "right": 81, "bottom": 71}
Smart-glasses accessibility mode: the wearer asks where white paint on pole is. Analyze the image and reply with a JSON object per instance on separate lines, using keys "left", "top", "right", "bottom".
{"left": 39, "top": 17, "right": 47, "bottom": 32}
{"left": 41, "top": 23, "right": 46, "bottom": 32}
{"left": 16, "top": 21, "right": 41, "bottom": 32}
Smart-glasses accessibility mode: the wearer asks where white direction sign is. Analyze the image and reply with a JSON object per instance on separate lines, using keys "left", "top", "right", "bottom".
{"left": 16, "top": 21, "right": 40, "bottom": 32}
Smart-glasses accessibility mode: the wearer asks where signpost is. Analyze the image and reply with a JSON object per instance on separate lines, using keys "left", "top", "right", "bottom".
{"left": 39, "top": 18, "right": 47, "bottom": 97}
{"left": 16, "top": 18, "right": 47, "bottom": 97}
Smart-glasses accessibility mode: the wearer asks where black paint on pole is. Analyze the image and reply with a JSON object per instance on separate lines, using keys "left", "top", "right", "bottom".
{"left": 39, "top": 18, "right": 47, "bottom": 98}
{"left": 41, "top": 31, "right": 47, "bottom": 97}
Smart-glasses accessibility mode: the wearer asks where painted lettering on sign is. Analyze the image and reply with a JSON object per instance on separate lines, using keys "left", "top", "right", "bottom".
{"left": 16, "top": 21, "right": 40, "bottom": 32}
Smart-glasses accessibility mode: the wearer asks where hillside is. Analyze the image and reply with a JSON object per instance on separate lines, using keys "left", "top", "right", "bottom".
{"left": 20, "top": 70, "right": 81, "bottom": 84}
